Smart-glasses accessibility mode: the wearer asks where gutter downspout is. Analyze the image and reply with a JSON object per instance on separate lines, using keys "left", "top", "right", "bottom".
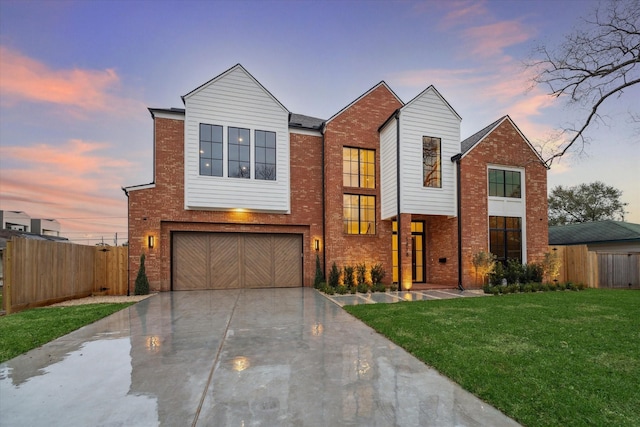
{"left": 121, "top": 186, "right": 131, "bottom": 296}
{"left": 321, "top": 125, "right": 327, "bottom": 281}
{"left": 395, "top": 111, "right": 403, "bottom": 291}
{"left": 451, "top": 153, "right": 464, "bottom": 291}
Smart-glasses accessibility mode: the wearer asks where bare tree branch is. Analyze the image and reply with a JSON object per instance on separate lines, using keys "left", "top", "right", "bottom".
{"left": 527, "top": 0, "right": 640, "bottom": 166}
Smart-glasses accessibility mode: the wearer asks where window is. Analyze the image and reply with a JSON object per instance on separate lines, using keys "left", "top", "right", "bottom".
{"left": 199, "top": 124, "right": 223, "bottom": 176}
{"left": 343, "top": 147, "right": 375, "bottom": 188}
{"left": 343, "top": 195, "right": 375, "bottom": 235}
{"left": 423, "top": 136, "right": 441, "bottom": 188}
{"left": 255, "top": 130, "right": 276, "bottom": 180}
{"left": 489, "top": 216, "right": 522, "bottom": 263}
{"left": 489, "top": 169, "right": 521, "bottom": 198}
{"left": 228, "top": 127, "right": 251, "bottom": 178}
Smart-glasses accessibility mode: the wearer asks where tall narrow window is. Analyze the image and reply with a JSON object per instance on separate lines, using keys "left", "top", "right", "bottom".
{"left": 228, "top": 127, "right": 250, "bottom": 178}
{"left": 343, "top": 147, "right": 375, "bottom": 188}
{"left": 489, "top": 216, "right": 522, "bottom": 263}
{"left": 423, "top": 136, "right": 441, "bottom": 188}
{"left": 489, "top": 169, "right": 521, "bottom": 198}
{"left": 199, "top": 124, "right": 223, "bottom": 176}
{"left": 343, "top": 195, "right": 375, "bottom": 235}
{"left": 255, "top": 130, "right": 276, "bottom": 180}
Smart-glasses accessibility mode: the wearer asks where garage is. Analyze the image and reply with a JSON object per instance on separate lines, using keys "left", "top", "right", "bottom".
{"left": 172, "top": 232, "right": 303, "bottom": 290}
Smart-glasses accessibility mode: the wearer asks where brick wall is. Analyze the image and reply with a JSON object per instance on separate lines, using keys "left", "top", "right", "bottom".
{"left": 323, "top": 84, "right": 402, "bottom": 283}
{"left": 459, "top": 119, "right": 548, "bottom": 288}
{"left": 128, "top": 117, "right": 324, "bottom": 292}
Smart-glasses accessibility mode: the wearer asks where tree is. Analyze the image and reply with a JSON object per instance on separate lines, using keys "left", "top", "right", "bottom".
{"left": 548, "top": 181, "right": 628, "bottom": 225}
{"left": 528, "top": 0, "right": 639, "bottom": 166}
{"left": 134, "top": 253, "right": 150, "bottom": 295}
{"left": 313, "top": 254, "right": 324, "bottom": 288}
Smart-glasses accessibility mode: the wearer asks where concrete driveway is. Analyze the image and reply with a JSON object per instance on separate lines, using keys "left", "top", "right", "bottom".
{"left": 0, "top": 288, "right": 520, "bottom": 426}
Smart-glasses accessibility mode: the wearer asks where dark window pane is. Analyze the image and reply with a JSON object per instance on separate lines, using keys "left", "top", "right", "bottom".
{"left": 229, "top": 146, "right": 239, "bottom": 161}
{"left": 200, "top": 141, "right": 212, "bottom": 158}
{"left": 239, "top": 128, "right": 250, "bottom": 145}
{"left": 212, "top": 125, "right": 223, "bottom": 143}
{"left": 423, "top": 136, "right": 441, "bottom": 188}
{"left": 228, "top": 127, "right": 238, "bottom": 144}
{"left": 200, "top": 124, "right": 212, "bottom": 142}
{"left": 200, "top": 158, "right": 212, "bottom": 176}
{"left": 212, "top": 159, "right": 223, "bottom": 177}
{"left": 256, "top": 147, "right": 265, "bottom": 163}
{"left": 266, "top": 132, "right": 276, "bottom": 148}
{"left": 212, "top": 142, "right": 223, "bottom": 160}
{"left": 266, "top": 148, "right": 276, "bottom": 164}
{"left": 255, "top": 130, "right": 266, "bottom": 147}
{"left": 239, "top": 145, "right": 250, "bottom": 162}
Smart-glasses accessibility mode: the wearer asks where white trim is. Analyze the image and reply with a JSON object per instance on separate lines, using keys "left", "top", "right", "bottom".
{"left": 486, "top": 164, "right": 527, "bottom": 263}
{"left": 289, "top": 128, "right": 322, "bottom": 137}
{"left": 124, "top": 183, "right": 156, "bottom": 192}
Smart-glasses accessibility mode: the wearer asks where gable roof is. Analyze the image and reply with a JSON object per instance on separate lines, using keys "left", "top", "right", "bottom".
{"left": 324, "top": 81, "right": 403, "bottom": 127}
{"left": 181, "top": 63, "right": 289, "bottom": 113}
{"left": 549, "top": 220, "right": 640, "bottom": 246}
{"left": 402, "top": 85, "right": 461, "bottom": 120}
{"left": 460, "top": 115, "right": 547, "bottom": 167}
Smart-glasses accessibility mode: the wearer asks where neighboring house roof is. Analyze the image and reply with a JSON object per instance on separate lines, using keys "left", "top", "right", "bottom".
{"left": 549, "top": 220, "right": 640, "bottom": 245}
{"left": 288, "top": 113, "right": 325, "bottom": 130}
{"left": 324, "top": 81, "right": 403, "bottom": 127}
{"left": 0, "top": 229, "right": 69, "bottom": 250}
{"left": 460, "top": 115, "right": 548, "bottom": 167}
{"left": 181, "top": 63, "right": 289, "bottom": 114}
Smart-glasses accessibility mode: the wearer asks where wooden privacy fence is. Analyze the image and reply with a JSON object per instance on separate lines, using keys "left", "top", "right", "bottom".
{"left": 551, "top": 245, "right": 640, "bottom": 289}
{"left": 2, "top": 237, "right": 128, "bottom": 314}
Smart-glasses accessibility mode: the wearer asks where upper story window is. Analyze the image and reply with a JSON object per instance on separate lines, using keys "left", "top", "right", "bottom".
{"left": 489, "top": 169, "right": 521, "bottom": 198}
{"left": 343, "top": 147, "right": 375, "bottom": 188}
{"left": 423, "top": 136, "right": 441, "bottom": 188}
{"left": 199, "top": 124, "right": 223, "bottom": 177}
{"left": 228, "top": 127, "right": 251, "bottom": 179}
{"left": 343, "top": 194, "right": 376, "bottom": 235}
{"left": 255, "top": 130, "right": 276, "bottom": 180}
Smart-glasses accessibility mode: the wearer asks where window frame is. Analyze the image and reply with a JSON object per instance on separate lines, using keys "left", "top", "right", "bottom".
{"left": 422, "top": 136, "right": 442, "bottom": 188}
{"left": 255, "top": 129, "right": 277, "bottom": 181}
{"left": 489, "top": 216, "right": 522, "bottom": 263}
{"left": 199, "top": 123, "right": 224, "bottom": 177}
{"left": 227, "top": 126, "right": 251, "bottom": 179}
{"left": 343, "top": 147, "right": 375, "bottom": 189}
{"left": 343, "top": 194, "right": 376, "bottom": 235}
{"left": 488, "top": 168, "right": 521, "bottom": 198}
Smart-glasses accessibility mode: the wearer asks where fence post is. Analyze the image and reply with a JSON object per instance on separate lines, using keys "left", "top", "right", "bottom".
{"left": 5, "top": 240, "right": 12, "bottom": 315}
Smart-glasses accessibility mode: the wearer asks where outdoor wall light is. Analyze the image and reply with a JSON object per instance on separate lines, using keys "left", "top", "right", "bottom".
{"left": 148, "top": 235, "right": 155, "bottom": 249}
{"left": 314, "top": 239, "right": 320, "bottom": 251}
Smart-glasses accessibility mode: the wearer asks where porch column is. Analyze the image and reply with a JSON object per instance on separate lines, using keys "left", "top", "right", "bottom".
{"left": 399, "top": 213, "right": 413, "bottom": 291}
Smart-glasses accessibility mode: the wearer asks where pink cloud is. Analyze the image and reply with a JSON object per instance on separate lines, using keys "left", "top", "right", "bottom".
{"left": 439, "top": 0, "right": 489, "bottom": 29}
{"left": 464, "top": 21, "right": 534, "bottom": 58}
{"left": 0, "top": 46, "right": 144, "bottom": 115}
{"left": 0, "top": 139, "right": 134, "bottom": 241}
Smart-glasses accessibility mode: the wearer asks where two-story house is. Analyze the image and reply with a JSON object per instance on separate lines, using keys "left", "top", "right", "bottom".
{"left": 124, "top": 64, "right": 548, "bottom": 292}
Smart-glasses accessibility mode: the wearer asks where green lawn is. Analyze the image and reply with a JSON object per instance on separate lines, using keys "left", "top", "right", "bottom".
{"left": 0, "top": 303, "right": 134, "bottom": 363}
{"left": 344, "top": 290, "right": 640, "bottom": 427}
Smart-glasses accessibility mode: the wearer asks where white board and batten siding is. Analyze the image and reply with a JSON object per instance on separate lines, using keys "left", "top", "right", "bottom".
{"left": 380, "top": 119, "right": 398, "bottom": 220}
{"left": 183, "top": 65, "right": 291, "bottom": 213}
{"left": 398, "top": 87, "right": 461, "bottom": 217}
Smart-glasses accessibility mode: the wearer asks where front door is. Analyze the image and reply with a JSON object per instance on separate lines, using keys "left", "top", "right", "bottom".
{"left": 392, "top": 221, "right": 426, "bottom": 283}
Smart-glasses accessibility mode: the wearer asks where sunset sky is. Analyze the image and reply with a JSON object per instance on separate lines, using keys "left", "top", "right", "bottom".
{"left": 1, "top": 0, "right": 638, "bottom": 245}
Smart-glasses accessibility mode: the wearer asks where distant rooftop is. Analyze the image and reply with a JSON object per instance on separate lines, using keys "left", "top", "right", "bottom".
{"left": 549, "top": 220, "right": 640, "bottom": 246}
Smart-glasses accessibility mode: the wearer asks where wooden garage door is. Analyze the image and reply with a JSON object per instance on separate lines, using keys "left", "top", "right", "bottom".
{"left": 172, "top": 232, "right": 302, "bottom": 290}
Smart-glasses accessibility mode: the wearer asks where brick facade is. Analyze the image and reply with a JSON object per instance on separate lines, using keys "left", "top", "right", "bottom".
{"left": 126, "top": 69, "right": 548, "bottom": 293}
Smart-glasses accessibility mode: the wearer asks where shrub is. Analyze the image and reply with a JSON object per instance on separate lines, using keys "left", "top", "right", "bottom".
{"left": 323, "top": 285, "right": 335, "bottom": 295}
{"left": 489, "top": 262, "right": 506, "bottom": 285}
{"left": 357, "top": 283, "right": 369, "bottom": 293}
{"left": 372, "top": 283, "right": 386, "bottom": 292}
{"left": 349, "top": 286, "right": 357, "bottom": 294}
{"left": 314, "top": 255, "right": 324, "bottom": 288}
{"left": 490, "top": 286, "right": 500, "bottom": 295}
{"left": 557, "top": 282, "right": 567, "bottom": 291}
{"left": 524, "top": 263, "right": 544, "bottom": 283}
{"left": 356, "top": 263, "right": 367, "bottom": 285}
{"left": 505, "top": 259, "right": 525, "bottom": 284}
{"left": 390, "top": 284, "right": 398, "bottom": 291}
{"left": 576, "top": 282, "right": 586, "bottom": 290}
{"left": 336, "top": 285, "right": 349, "bottom": 295}
{"left": 522, "top": 283, "right": 534, "bottom": 293}
{"left": 343, "top": 265, "right": 355, "bottom": 287}
{"left": 370, "top": 263, "right": 386, "bottom": 285}
{"left": 328, "top": 262, "right": 340, "bottom": 288}
{"left": 542, "top": 250, "right": 562, "bottom": 283}
{"left": 472, "top": 250, "right": 496, "bottom": 286}
{"left": 134, "top": 253, "right": 150, "bottom": 295}
{"left": 507, "top": 284, "right": 519, "bottom": 294}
